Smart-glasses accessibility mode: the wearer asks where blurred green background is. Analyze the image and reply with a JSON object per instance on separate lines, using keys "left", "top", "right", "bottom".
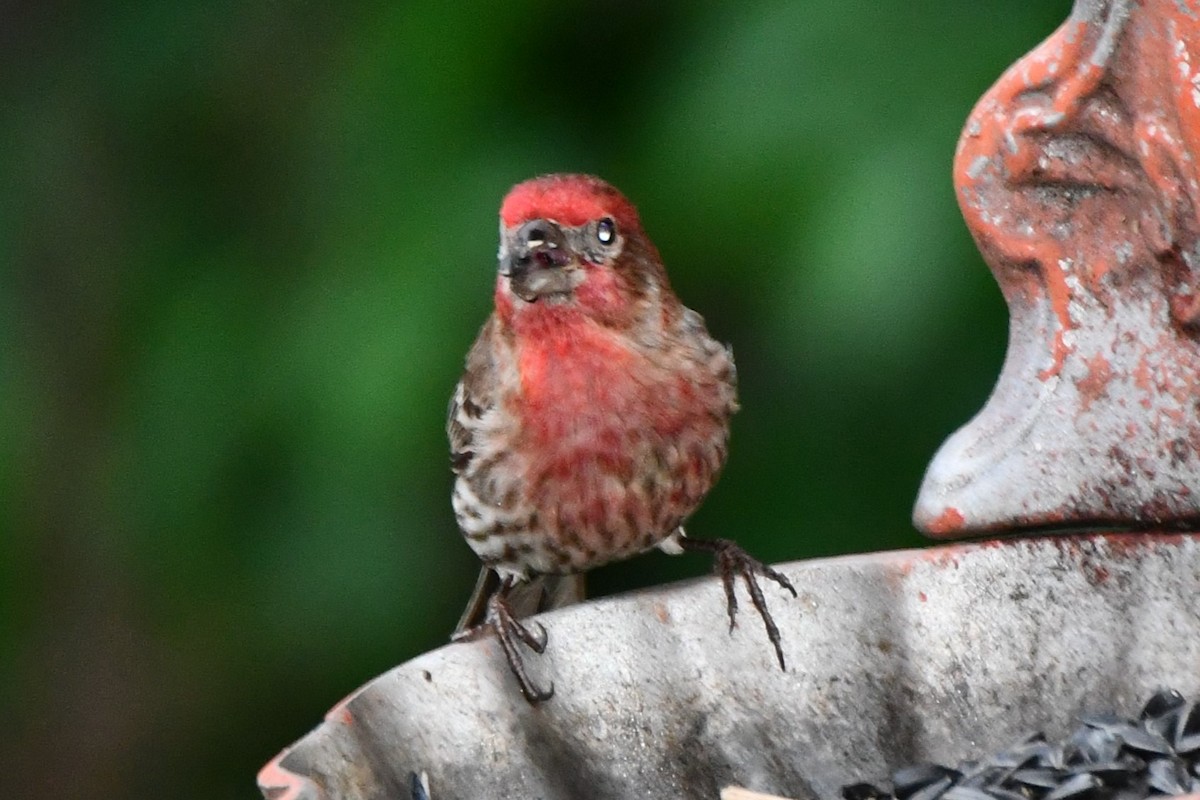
{"left": 2, "top": 1, "right": 1073, "bottom": 798}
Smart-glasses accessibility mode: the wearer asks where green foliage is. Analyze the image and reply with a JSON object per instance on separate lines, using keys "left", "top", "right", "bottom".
{"left": 1, "top": 1, "right": 1072, "bottom": 798}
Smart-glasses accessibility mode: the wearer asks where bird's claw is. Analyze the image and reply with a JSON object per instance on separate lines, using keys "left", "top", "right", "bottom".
{"left": 682, "top": 537, "right": 796, "bottom": 671}
{"left": 517, "top": 620, "right": 549, "bottom": 654}
{"left": 484, "top": 592, "right": 554, "bottom": 703}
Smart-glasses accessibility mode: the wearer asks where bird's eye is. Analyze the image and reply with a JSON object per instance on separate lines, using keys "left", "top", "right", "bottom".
{"left": 596, "top": 217, "right": 617, "bottom": 245}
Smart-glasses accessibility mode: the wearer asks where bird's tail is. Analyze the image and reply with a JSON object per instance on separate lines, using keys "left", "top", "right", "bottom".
{"left": 454, "top": 568, "right": 586, "bottom": 634}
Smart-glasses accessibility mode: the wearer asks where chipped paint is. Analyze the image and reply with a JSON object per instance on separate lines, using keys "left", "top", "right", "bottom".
{"left": 1075, "top": 353, "right": 1114, "bottom": 410}
{"left": 925, "top": 507, "right": 966, "bottom": 535}
{"left": 257, "top": 758, "right": 317, "bottom": 800}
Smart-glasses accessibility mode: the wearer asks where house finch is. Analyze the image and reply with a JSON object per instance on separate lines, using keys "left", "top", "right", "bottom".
{"left": 448, "top": 174, "right": 795, "bottom": 702}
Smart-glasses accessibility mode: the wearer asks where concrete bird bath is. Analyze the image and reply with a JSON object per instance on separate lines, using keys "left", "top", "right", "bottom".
{"left": 259, "top": 535, "right": 1200, "bottom": 800}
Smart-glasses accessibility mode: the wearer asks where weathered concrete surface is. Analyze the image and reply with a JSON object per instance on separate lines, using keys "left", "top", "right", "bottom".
{"left": 260, "top": 534, "right": 1200, "bottom": 800}
{"left": 915, "top": 0, "right": 1200, "bottom": 535}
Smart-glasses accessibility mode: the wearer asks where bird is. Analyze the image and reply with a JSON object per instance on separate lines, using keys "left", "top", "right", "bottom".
{"left": 447, "top": 173, "right": 795, "bottom": 702}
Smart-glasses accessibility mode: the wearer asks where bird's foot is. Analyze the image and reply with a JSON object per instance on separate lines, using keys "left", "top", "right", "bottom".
{"left": 681, "top": 537, "right": 797, "bottom": 670}
{"left": 453, "top": 585, "right": 553, "bottom": 703}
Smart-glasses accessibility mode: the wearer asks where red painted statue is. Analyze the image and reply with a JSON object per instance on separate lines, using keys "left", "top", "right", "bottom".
{"left": 916, "top": 0, "right": 1200, "bottom": 535}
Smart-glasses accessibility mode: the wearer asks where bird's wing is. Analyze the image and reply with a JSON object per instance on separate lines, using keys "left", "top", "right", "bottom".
{"left": 446, "top": 317, "right": 497, "bottom": 476}
{"left": 446, "top": 380, "right": 475, "bottom": 475}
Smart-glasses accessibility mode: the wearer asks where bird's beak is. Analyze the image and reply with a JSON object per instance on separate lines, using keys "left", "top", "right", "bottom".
{"left": 499, "top": 220, "right": 582, "bottom": 302}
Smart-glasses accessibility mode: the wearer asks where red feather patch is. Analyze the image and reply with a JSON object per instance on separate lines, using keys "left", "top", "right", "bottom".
{"left": 500, "top": 174, "right": 641, "bottom": 231}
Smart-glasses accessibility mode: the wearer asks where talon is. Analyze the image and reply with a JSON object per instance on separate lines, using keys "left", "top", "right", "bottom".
{"left": 475, "top": 578, "right": 556, "bottom": 703}
{"left": 720, "top": 565, "right": 739, "bottom": 631}
{"left": 680, "top": 537, "right": 793, "bottom": 672}
{"left": 505, "top": 618, "right": 546, "bottom": 657}
{"left": 522, "top": 680, "right": 554, "bottom": 703}
{"left": 518, "top": 620, "right": 548, "bottom": 654}
{"left": 761, "top": 564, "right": 798, "bottom": 597}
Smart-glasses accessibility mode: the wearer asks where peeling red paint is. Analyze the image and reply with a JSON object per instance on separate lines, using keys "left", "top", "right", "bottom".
{"left": 257, "top": 758, "right": 313, "bottom": 800}
{"left": 922, "top": 548, "right": 963, "bottom": 570}
{"left": 915, "top": 0, "right": 1200, "bottom": 535}
{"left": 1170, "top": 291, "right": 1200, "bottom": 326}
{"left": 1038, "top": 258, "right": 1074, "bottom": 382}
{"left": 1133, "top": 359, "right": 1153, "bottom": 392}
{"left": 925, "top": 507, "right": 965, "bottom": 535}
{"left": 325, "top": 692, "right": 356, "bottom": 725}
{"left": 1103, "top": 530, "right": 1187, "bottom": 553}
{"left": 1075, "top": 353, "right": 1113, "bottom": 411}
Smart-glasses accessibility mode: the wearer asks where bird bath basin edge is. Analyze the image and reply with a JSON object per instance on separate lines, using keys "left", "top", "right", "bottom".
{"left": 258, "top": 533, "right": 1200, "bottom": 800}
